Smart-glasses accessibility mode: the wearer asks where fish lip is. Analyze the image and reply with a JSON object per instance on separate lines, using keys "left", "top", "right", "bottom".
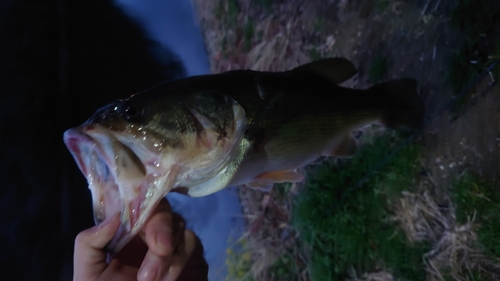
{"left": 64, "top": 127, "right": 121, "bottom": 224}
{"left": 64, "top": 128, "right": 114, "bottom": 181}
{"left": 64, "top": 128, "right": 93, "bottom": 176}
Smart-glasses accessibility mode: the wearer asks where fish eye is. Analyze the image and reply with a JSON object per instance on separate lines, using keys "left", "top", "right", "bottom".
{"left": 124, "top": 106, "right": 137, "bottom": 117}
{"left": 119, "top": 103, "right": 143, "bottom": 121}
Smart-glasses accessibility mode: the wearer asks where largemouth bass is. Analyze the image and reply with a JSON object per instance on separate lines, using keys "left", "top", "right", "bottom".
{"left": 64, "top": 58, "right": 423, "bottom": 254}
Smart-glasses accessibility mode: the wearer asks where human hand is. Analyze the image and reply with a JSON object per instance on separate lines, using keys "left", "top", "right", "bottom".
{"left": 73, "top": 198, "right": 208, "bottom": 281}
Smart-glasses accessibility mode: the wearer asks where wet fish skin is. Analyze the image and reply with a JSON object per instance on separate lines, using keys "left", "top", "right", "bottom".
{"left": 64, "top": 58, "right": 423, "bottom": 254}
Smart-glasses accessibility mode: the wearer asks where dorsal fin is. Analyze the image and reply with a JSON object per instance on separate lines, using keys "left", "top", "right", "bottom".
{"left": 291, "top": 58, "right": 358, "bottom": 84}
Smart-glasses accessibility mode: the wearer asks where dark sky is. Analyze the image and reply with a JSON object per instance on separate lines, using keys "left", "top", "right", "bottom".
{"left": 0, "top": 0, "right": 189, "bottom": 280}
{"left": 0, "top": 0, "right": 241, "bottom": 279}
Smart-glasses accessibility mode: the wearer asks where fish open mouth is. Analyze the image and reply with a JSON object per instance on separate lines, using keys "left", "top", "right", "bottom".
{"left": 64, "top": 125, "right": 173, "bottom": 254}
{"left": 64, "top": 128, "right": 120, "bottom": 224}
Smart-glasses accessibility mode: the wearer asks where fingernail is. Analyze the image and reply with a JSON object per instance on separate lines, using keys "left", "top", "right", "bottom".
{"left": 139, "top": 257, "right": 158, "bottom": 281}
{"left": 97, "top": 212, "right": 120, "bottom": 229}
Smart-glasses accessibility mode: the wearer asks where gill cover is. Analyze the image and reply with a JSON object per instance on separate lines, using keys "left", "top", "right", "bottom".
{"left": 180, "top": 92, "right": 249, "bottom": 196}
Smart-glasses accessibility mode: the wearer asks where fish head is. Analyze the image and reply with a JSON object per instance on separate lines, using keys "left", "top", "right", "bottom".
{"left": 64, "top": 91, "right": 246, "bottom": 255}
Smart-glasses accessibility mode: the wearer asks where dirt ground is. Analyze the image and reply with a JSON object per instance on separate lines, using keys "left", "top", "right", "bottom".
{"left": 192, "top": 0, "right": 500, "bottom": 279}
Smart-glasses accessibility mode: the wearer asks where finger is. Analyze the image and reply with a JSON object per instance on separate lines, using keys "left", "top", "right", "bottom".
{"left": 113, "top": 234, "right": 149, "bottom": 267}
{"left": 73, "top": 212, "right": 120, "bottom": 281}
{"left": 142, "top": 199, "right": 175, "bottom": 257}
{"left": 163, "top": 230, "right": 202, "bottom": 281}
{"left": 139, "top": 212, "right": 186, "bottom": 281}
{"left": 115, "top": 199, "right": 173, "bottom": 268}
{"left": 137, "top": 250, "right": 163, "bottom": 281}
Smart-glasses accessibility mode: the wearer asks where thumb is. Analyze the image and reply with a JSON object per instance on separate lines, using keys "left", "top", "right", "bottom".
{"left": 73, "top": 213, "right": 121, "bottom": 281}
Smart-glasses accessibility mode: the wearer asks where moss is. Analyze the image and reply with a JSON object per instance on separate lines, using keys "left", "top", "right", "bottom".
{"left": 294, "top": 132, "right": 428, "bottom": 280}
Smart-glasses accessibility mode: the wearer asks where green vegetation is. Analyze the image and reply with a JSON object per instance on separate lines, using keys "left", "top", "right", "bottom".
{"left": 453, "top": 173, "right": 500, "bottom": 259}
{"left": 215, "top": 0, "right": 240, "bottom": 26}
{"left": 375, "top": 0, "right": 390, "bottom": 13}
{"left": 308, "top": 16, "right": 328, "bottom": 61}
{"left": 448, "top": 0, "right": 500, "bottom": 100}
{"left": 255, "top": 0, "right": 273, "bottom": 12}
{"left": 225, "top": 238, "right": 254, "bottom": 281}
{"left": 214, "top": 0, "right": 235, "bottom": 57}
{"left": 243, "top": 19, "right": 255, "bottom": 52}
{"left": 309, "top": 48, "right": 320, "bottom": 61}
{"left": 273, "top": 182, "right": 292, "bottom": 201}
{"left": 293, "top": 132, "right": 429, "bottom": 280}
{"left": 368, "top": 53, "right": 388, "bottom": 83}
{"left": 267, "top": 253, "right": 298, "bottom": 281}
{"left": 313, "top": 16, "right": 326, "bottom": 34}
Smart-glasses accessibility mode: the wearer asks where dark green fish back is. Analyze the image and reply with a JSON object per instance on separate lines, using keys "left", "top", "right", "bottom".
{"left": 118, "top": 58, "right": 422, "bottom": 162}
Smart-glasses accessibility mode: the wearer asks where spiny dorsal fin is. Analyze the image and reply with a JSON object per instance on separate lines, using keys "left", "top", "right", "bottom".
{"left": 292, "top": 58, "right": 358, "bottom": 84}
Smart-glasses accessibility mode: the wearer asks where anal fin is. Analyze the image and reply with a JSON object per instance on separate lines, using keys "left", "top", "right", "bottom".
{"left": 244, "top": 179, "right": 274, "bottom": 192}
{"left": 330, "top": 133, "right": 358, "bottom": 158}
{"left": 244, "top": 170, "right": 304, "bottom": 192}
{"left": 256, "top": 170, "right": 304, "bottom": 182}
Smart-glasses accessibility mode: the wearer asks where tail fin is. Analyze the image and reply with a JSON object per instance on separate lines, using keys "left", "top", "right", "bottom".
{"left": 369, "top": 79, "right": 424, "bottom": 130}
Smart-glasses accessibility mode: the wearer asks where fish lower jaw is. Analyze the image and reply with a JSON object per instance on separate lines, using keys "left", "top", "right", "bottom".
{"left": 107, "top": 168, "right": 179, "bottom": 254}
{"left": 105, "top": 153, "right": 177, "bottom": 253}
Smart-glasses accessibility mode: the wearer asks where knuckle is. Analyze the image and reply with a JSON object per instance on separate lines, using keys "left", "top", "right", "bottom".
{"left": 74, "top": 231, "right": 90, "bottom": 247}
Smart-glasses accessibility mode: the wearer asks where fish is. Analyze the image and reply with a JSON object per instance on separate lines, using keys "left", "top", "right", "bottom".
{"left": 63, "top": 58, "right": 424, "bottom": 254}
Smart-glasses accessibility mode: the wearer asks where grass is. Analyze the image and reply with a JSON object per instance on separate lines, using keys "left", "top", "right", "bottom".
{"left": 255, "top": 0, "right": 273, "bottom": 12}
{"left": 293, "top": 131, "right": 429, "bottom": 280}
{"left": 368, "top": 53, "right": 388, "bottom": 84}
{"left": 267, "top": 253, "right": 299, "bottom": 281}
{"left": 309, "top": 48, "right": 320, "bottom": 62}
{"left": 307, "top": 16, "right": 328, "bottom": 62}
{"left": 214, "top": 0, "right": 239, "bottom": 60}
{"left": 225, "top": 238, "right": 254, "bottom": 281}
{"left": 215, "top": 0, "right": 240, "bottom": 26}
{"left": 375, "top": 0, "right": 390, "bottom": 14}
{"left": 453, "top": 172, "right": 500, "bottom": 259}
{"left": 225, "top": 182, "right": 296, "bottom": 281}
{"left": 313, "top": 16, "right": 326, "bottom": 34}
{"left": 243, "top": 19, "right": 255, "bottom": 52}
